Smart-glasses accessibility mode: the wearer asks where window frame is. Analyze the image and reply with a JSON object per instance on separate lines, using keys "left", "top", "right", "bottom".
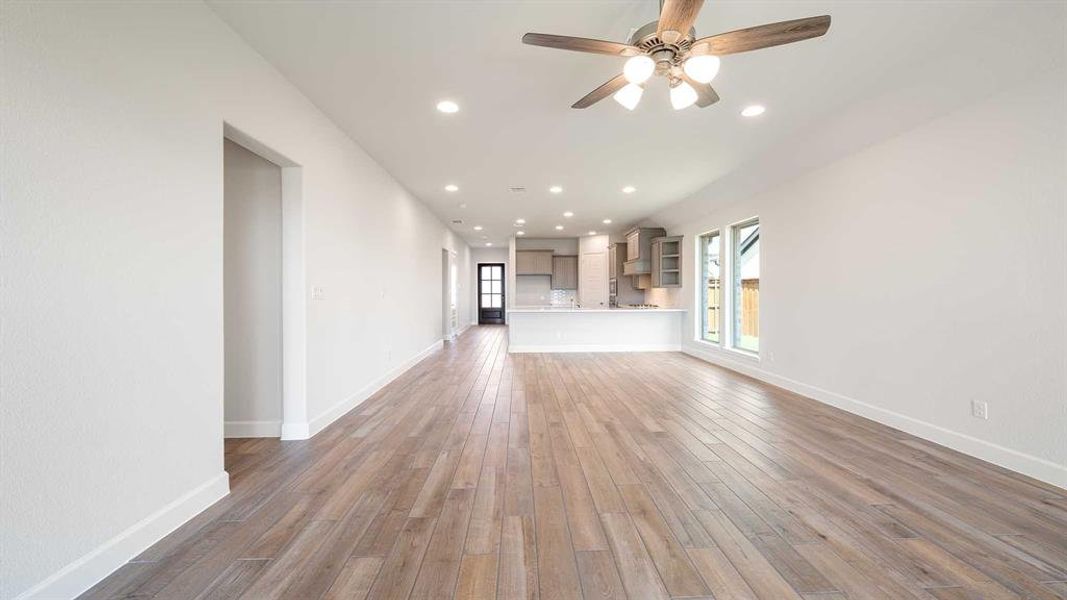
{"left": 696, "top": 229, "right": 722, "bottom": 345}
{"left": 729, "top": 216, "right": 760, "bottom": 355}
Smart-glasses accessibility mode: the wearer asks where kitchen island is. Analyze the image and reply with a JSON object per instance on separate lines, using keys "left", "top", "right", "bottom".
{"left": 508, "top": 306, "right": 686, "bottom": 353}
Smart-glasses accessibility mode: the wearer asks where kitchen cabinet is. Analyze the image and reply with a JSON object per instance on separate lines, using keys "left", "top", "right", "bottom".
{"left": 551, "top": 255, "right": 578, "bottom": 289}
{"left": 651, "top": 235, "right": 682, "bottom": 288}
{"left": 621, "top": 227, "right": 666, "bottom": 276}
{"left": 609, "top": 241, "right": 646, "bottom": 305}
{"left": 515, "top": 250, "right": 553, "bottom": 275}
{"left": 626, "top": 230, "right": 640, "bottom": 260}
{"left": 608, "top": 242, "right": 626, "bottom": 280}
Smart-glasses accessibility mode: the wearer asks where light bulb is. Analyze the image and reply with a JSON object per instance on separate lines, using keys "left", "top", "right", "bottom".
{"left": 683, "top": 55, "right": 720, "bottom": 84}
{"left": 741, "top": 104, "right": 766, "bottom": 117}
{"left": 436, "top": 100, "right": 459, "bottom": 113}
{"left": 613, "top": 83, "right": 644, "bottom": 111}
{"left": 670, "top": 81, "right": 698, "bottom": 110}
{"left": 623, "top": 55, "right": 655, "bottom": 84}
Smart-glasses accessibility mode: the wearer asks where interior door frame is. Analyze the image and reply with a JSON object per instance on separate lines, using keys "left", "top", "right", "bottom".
{"left": 477, "top": 262, "right": 506, "bottom": 325}
{"left": 224, "top": 123, "right": 309, "bottom": 440}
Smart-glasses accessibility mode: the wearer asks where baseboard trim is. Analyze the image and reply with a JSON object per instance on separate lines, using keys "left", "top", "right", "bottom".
{"left": 223, "top": 420, "right": 281, "bottom": 438}
{"left": 682, "top": 342, "right": 1067, "bottom": 490}
{"left": 280, "top": 421, "right": 310, "bottom": 440}
{"left": 15, "top": 471, "right": 230, "bottom": 600}
{"left": 306, "top": 339, "right": 445, "bottom": 438}
{"left": 509, "top": 343, "right": 681, "bottom": 354}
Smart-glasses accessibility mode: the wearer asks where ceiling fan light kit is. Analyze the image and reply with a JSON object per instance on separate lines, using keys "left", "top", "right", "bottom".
{"left": 623, "top": 55, "right": 656, "bottom": 84}
{"left": 521, "top": 0, "right": 830, "bottom": 111}
{"left": 670, "top": 80, "right": 698, "bottom": 110}
{"left": 683, "top": 54, "right": 720, "bottom": 83}
{"left": 613, "top": 83, "right": 644, "bottom": 110}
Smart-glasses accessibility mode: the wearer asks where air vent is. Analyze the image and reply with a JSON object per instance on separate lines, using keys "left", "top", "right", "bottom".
{"left": 509, "top": 186, "right": 526, "bottom": 193}
{"left": 451, "top": 219, "right": 463, "bottom": 225}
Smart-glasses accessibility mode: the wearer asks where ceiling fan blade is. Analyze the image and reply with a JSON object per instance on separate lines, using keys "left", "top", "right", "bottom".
{"left": 657, "top": 0, "right": 705, "bottom": 44}
{"left": 690, "top": 15, "right": 831, "bottom": 56}
{"left": 522, "top": 33, "right": 640, "bottom": 57}
{"left": 681, "top": 74, "right": 720, "bottom": 107}
{"left": 572, "top": 74, "right": 628, "bottom": 109}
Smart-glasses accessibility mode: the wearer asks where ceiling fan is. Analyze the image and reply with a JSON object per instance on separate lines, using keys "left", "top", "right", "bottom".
{"left": 522, "top": 0, "right": 830, "bottom": 111}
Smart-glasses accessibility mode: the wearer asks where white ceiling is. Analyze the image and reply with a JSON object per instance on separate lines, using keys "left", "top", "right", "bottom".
{"left": 208, "top": 1, "right": 1065, "bottom": 246}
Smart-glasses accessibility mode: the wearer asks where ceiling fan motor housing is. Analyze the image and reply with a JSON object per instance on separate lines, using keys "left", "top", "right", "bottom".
{"left": 629, "top": 20, "right": 697, "bottom": 76}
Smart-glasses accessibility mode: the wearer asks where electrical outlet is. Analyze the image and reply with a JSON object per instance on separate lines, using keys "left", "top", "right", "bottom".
{"left": 311, "top": 286, "right": 325, "bottom": 300}
{"left": 971, "top": 400, "right": 989, "bottom": 420}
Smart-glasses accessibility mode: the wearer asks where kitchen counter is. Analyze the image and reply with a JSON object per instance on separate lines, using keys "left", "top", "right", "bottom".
{"left": 507, "top": 306, "right": 686, "bottom": 353}
{"left": 510, "top": 306, "right": 686, "bottom": 313}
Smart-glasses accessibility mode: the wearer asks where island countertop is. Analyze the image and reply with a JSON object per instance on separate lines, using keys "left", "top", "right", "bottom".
{"left": 509, "top": 306, "right": 686, "bottom": 313}
{"left": 507, "top": 306, "right": 685, "bottom": 353}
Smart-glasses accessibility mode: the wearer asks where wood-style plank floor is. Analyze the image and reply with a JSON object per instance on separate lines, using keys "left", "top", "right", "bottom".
{"left": 83, "top": 325, "right": 1067, "bottom": 599}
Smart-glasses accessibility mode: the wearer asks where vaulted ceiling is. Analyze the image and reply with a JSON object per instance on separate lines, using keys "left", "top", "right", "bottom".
{"left": 208, "top": 1, "right": 1065, "bottom": 245}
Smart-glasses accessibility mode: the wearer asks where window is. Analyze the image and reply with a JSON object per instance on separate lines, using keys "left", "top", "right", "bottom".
{"left": 732, "top": 218, "right": 759, "bottom": 353}
{"left": 698, "top": 231, "right": 721, "bottom": 343}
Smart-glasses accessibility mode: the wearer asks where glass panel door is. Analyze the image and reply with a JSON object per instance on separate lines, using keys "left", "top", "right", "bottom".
{"left": 478, "top": 263, "right": 505, "bottom": 324}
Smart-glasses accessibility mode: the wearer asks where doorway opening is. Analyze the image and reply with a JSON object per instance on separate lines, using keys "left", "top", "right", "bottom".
{"left": 442, "top": 249, "right": 457, "bottom": 341}
{"left": 224, "top": 139, "right": 282, "bottom": 438}
{"left": 223, "top": 124, "right": 307, "bottom": 441}
{"left": 478, "top": 263, "right": 506, "bottom": 324}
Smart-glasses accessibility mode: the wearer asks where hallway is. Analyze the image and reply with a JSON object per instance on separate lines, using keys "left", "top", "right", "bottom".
{"left": 83, "top": 325, "right": 1067, "bottom": 599}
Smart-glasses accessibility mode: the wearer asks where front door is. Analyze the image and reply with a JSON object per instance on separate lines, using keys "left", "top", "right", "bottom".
{"left": 478, "top": 263, "right": 505, "bottom": 324}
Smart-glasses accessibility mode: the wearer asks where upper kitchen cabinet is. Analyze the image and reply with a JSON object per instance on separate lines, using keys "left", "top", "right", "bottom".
{"left": 651, "top": 235, "right": 683, "bottom": 288}
{"left": 622, "top": 227, "right": 666, "bottom": 276}
{"left": 608, "top": 242, "right": 626, "bottom": 280}
{"left": 515, "top": 249, "right": 554, "bottom": 275}
{"left": 551, "top": 255, "right": 578, "bottom": 290}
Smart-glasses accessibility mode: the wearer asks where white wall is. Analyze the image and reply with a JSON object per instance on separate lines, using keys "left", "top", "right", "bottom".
{"left": 1, "top": 3, "right": 470, "bottom": 597}
{"left": 223, "top": 139, "right": 283, "bottom": 436}
{"left": 654, "top": 71, "right": 1067, "bottom": 487}
{"left": 470, "top": 247, "right": 509, "bottom": 324}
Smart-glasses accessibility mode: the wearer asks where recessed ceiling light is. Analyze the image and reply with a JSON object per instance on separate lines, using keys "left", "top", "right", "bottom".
{"left": 602, "top": 218, "right": 613, "bottom": 224}
{"left": 473, "top": 225, "right": 483, "bottom": 231}
{"left": 436, "top": 100, "right": 459, "bottom": 114}
{"left": 459, "top": 203, "right": 467, "bottom": 209}
{"left": 549, "top": 185, "right": 563, "bottom": 194}
{"left": 485, "top": 242, "right": 493, "bottom": 246}
{"left": 445, "top": 184, "right": 459, "bottom": 192}
{"left": 515, "top": 218, "right": 526, "bottom": 224}
{"left": 516, "top": 231, "right": 525, "bottom": 236}
{"left": 622, "top": 186, "right": 636, "bottom": 194}
{"left": 555, "top": 225, "right": 564, "bottom": 231}
{"left": 741, "top": 104, "right": 766, "bottom": 117}
{"left": 588, "top": 230, "right": 597, "bottom": 235}
{"left": 563, "top": 211, "right": 574, "bottom": 218}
